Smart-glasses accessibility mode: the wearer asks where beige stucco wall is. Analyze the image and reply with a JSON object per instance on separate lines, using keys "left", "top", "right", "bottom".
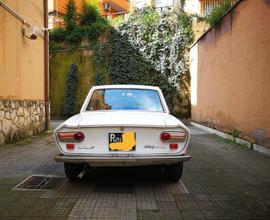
{"left": 190, "top": 0, "right": 270, "bottom": 144}
{"left": 0, "top": 0, "right": 45, "bottom": 101}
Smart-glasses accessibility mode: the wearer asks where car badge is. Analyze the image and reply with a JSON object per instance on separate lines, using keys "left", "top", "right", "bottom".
{"left": 120, "top": 126, "right": 124, "bottom": 131}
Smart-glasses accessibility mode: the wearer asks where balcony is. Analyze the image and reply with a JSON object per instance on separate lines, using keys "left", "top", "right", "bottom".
{"left": 101, "top": 0, "right": 130, "bottom": 18}
{"left": 200, "top": 0, "right": 233, "bottom": 15}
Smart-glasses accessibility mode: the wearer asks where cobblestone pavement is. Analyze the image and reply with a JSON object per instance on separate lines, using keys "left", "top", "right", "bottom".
{"left": 0, "top": 126, "right": 269, "bottom": 219}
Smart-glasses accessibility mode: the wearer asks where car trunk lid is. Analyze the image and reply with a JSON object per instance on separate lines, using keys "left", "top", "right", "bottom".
{"left": 78, "top": 111, "right": 168, "bottom": 128}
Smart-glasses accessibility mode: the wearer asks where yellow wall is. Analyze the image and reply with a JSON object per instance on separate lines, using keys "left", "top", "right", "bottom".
{"left": 49, "top": 50, "right": 96, "bottom": 117}
{"left": 0, "top": 0, "right": 45, "bottom": 101}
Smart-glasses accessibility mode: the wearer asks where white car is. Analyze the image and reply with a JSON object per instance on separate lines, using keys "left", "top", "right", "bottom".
{"left": 54, "top": 85, "right": 191, "bottom": 181}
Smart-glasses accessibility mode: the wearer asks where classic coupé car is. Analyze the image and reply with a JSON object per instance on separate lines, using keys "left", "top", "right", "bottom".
{"left": 54, "top": 85, "right": 191, "bottom": 181}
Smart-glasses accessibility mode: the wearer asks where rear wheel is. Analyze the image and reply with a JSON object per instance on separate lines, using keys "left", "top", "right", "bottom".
{"left": 165, "top": 162, "right": 183, "bottom": 182}
{"left": 64, "top": 162, "right": 83, "bottom": 180}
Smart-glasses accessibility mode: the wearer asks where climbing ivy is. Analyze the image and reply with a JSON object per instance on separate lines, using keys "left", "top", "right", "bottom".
{"left": 94, "top": 7, "right": 194, "bottom": 113}
{"left": 63, "top": 64, "right": 79, "bottom": 116}
{"left": 50, "top": 3, "right": 194, "bottom": 117}
{"left": 206, "top": 0, "right": 233, "bottom": 27}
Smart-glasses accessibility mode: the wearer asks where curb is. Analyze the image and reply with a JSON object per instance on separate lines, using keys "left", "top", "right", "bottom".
{"left": 191, "top": 122, "right": 270, "bottom": 157}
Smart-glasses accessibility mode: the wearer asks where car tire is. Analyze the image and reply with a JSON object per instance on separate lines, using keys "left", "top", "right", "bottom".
{"left": 165, "top": 162, "right": 183, "bottom": 182}
{"left": 64, "top": 162, "right": 83, "bottom": 180}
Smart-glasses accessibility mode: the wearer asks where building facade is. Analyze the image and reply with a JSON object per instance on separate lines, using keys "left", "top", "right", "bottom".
{"left": 130, "top": 0, "right": 230, "bottom": 14}
{"left": 130, "top": 0, "right": 152, "bottom": 9}
{"left": 190, "top": 0, "right": 270, "bottom": 147}
{"left": 48, "top": 0, "right": 232, "bottom": 28}
{"left": 0, "top": 0, "right": 49, "bottom": 145}
{"left": 49, "top": 0, "right": 130, "bottom": 29}
{"left": 185, "top": 0, "right": 234, "bottom": 15}
{"left": 131, "top": 0, "right": 175, "bottom": 9}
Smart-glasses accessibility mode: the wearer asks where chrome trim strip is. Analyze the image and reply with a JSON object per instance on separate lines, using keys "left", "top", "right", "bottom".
{"left": 54, "top": 154, "right": 191, "bottom": 164}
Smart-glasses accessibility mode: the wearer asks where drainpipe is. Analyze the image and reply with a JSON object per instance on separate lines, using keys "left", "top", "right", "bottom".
{"left": 44, "top": 0, "right": 50, "bottom": 130}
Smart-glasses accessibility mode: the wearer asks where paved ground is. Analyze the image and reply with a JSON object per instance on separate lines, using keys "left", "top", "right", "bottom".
{"left": 0, "top": 125, "right": 269, "bottom": 219}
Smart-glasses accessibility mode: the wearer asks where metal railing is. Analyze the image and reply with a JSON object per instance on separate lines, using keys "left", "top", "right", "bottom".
{"left": 0, "top": 0, "right": 31, "bottom": 26}
{"left": 201, "top": 1, "right": 233, "bottom": 15}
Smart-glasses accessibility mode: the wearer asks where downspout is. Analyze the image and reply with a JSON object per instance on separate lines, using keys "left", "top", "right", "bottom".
{"left": 44, "top": 0, "right": 50, "bottom": 130}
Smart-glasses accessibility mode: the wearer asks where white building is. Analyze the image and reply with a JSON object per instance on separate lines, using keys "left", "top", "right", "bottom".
{"left": 131, "top": 0, "right": 151, "bottom": 9}
{"left": 131, "top": 0, "right": 176, "bottom": 9}
{"left": 131, "top": 0, "right": 230, "bottom": 15}
{"left": 156, "top": 0, "right": 175, "bottom": 8}
{"left": 184, "top": 0, "right": 201, "bottom": 14}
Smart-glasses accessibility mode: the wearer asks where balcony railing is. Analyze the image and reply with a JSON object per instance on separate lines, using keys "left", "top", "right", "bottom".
{"left": 201, "top": 0, "right": 233, "bottom": 15}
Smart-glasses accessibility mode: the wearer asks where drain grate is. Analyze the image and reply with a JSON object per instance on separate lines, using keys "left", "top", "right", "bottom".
{"left": 13, "top": 175, "right": 65, "bottom": 191}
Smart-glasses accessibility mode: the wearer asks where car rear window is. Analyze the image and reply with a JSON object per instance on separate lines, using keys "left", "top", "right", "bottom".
{"left": 86, "top": 89, "right": 164, "bottom": 112}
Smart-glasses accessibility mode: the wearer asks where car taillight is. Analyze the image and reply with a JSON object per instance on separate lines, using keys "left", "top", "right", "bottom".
{"left": 74, "top": 132, "right": 85, "bottom": 141}
{"left": 160, "top": 131, "right": 186, "bottom": 142}
{"left": 170, "top": 143, "right": 178, "bottom": 150}
{"left": 160, "top": 132, "right": 171, "bottom": 141}
{"left": 66, "top": 143, "right": 75, "bottom": 150}
{"left": 58, "top": 132, "right": 85, "bottom": 142}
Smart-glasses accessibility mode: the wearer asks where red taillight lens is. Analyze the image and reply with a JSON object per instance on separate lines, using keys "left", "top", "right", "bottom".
{"left": 66, "top": 143, "right": 75, "bottom": 150}
{"left": 170, "top": 143, "right": 178, "bottom": 150}
{"left": 160, "top": 132, "right": 171, "bottom": 141}
{"left": 160, "top": 131, "right": 187, "bottom": 142}
{"left": 74, "top": 132, "right": 85, "bottom": 141}
{"left": 58, "top": 132, "right": 85, "bottom": 142}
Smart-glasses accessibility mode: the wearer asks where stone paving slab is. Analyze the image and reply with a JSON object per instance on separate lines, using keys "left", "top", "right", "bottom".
{"left": 136, "top": 183, "right": 158, "bottom": 210}
{"left": 0, "top": 126, "right": 269, "bottom": 219}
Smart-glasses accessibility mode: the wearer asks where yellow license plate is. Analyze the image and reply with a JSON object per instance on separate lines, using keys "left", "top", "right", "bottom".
{"left": 109, "top": 132, "right": 136, "bottom": 151}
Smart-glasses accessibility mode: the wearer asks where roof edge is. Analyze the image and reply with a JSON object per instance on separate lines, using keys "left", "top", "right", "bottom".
{"left": 91, "top": 85, "right": 160, "bottom": 89}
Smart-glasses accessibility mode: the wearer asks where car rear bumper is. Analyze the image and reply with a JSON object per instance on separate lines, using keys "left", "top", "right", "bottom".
{"left": 54, "top": 154, "right": 191, "bottom": 167}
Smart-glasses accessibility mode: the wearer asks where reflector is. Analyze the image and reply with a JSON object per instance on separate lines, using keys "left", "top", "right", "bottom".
{"left": 170, "top": 143, "right": 178, "bottom": 150}
{"left": 66, "top": 143, "right": 75, "bottom": 150}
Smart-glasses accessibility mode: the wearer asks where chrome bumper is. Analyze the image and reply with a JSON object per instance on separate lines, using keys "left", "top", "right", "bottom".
{"left": 54, "top": 154, "right": 191, "bottom": 167}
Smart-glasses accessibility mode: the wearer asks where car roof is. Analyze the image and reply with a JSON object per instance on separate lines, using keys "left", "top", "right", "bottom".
{"left": 91, "top": 85, "right": 160, "bottom": 90}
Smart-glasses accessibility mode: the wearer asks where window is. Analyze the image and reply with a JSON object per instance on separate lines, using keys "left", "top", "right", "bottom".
{"left": 87, "top": 89, "right": 164, "bottom": 112}
{"left": 156, "top": 0, "right": 174, "bottom": 8}
{"left": 132, "top": 0, "right": 148, "bottom": 9}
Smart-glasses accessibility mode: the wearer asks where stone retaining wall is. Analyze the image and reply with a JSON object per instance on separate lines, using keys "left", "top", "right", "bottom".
{"left": 0, "top": 100, "right": 45, "bottom": 145}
